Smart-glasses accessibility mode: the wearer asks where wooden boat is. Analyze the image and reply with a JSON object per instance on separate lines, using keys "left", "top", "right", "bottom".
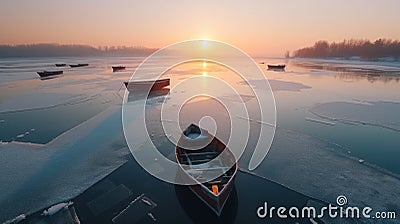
{"left": 69, "top": 63, "right": 89, "bottom": 68}
{"left": 267, "top": 64, "right": 286, "bottom": 70}
{"left": 37, "top": 70, "right": 63, "bottom": 77}
{"left": 175, "top": 124, "right": 237, "bottom": 216}
{"left": 112, "top": 66, "right": 125, "bottom": 72}
{"left": 55, "top": 63, "right": 66, "bottom": 67}
{"left": 123, "top": 78, "right": 170, "bottom": 92}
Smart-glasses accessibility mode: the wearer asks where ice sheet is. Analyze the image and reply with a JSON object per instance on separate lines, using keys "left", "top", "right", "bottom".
{"left": 310, "top": 101, "right": 400, "bottom": 132}
{"left": 0, "top": 106, "right": 131, "bottom": 222}
{"left": 0, "top": 93, "right": 81, "bottom": 114}
{"left": 240, "top": 79, "right": 311, "bottom": 92}
{"left": 242, "top": 128, "right": 400, "bottom": 223}
{"left": 1, "top": 56, "right": 399, "bottom": 223}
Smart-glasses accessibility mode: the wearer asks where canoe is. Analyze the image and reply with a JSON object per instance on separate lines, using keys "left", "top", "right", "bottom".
{"left": 267, "top": 64, "right": 286, "bottom": 70}
{"left": 112, "top": 66, "right": 125, "bottom": 72}
{"left": 55, "top": 63, "right": 66, "bottom": 67}
{"left": 37, "top": 70, "right": 63, "bottom": 77}
{"left": 69, "top": 63, "right": 89, "bottom": 68}
{"left": 175, "top": 124, "right": 237, "bottom": 216}
{"left": 123, "top": 78, "right": 170, "bottom": 92}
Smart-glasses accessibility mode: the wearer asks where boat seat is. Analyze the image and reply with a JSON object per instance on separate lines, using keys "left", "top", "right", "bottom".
{"left": 190, "top": 159, "right": 213, "bottom": 164}
{"left": 187, "top": 166, "right": 231, "bottom": 172}
{"left": 184, "top": 151, "right": 219, "bottom": 157}
{"left": 208, "top": 180, "right": 222, "bottom": 185}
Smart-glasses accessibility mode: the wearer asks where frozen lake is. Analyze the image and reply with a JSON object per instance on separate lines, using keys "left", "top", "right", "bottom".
{"left": 0, "top": 56, "right": 399, "bottom": 223}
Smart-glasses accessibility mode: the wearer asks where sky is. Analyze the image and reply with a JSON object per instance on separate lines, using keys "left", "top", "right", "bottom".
{"left": 0, "top": 0, "right": 399, "bottom": 56}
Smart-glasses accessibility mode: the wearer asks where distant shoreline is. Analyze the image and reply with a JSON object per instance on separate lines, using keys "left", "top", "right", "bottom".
{"left": 293, "top": 39, "right": 400, "bottom": 60}
{"left": 291, "top": 56, "right": 400, "bottom": 63}
{"left": 0, "top": 44, "right": 157, "bottom": 58}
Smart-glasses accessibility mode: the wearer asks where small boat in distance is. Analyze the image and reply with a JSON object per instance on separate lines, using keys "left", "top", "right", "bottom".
{"left": 123, "top": 78, "right": 170, "bottom": 92}
{"left": 112, "top": 66, "right": 126, "bottom": 72}
{"left": 69, "top": 63, "right": 89, "bottom": 68}
{"left": 267, "top": 64, "right": 286, "bottom": 70}
{"left": 37, "top": 70, "right": 63, "bottom": 77}
{"left": 176, "top": 124, "right": 238, "bottom": 216}
{"left": 55, "top": 63, "right": 66, "bottom": 67}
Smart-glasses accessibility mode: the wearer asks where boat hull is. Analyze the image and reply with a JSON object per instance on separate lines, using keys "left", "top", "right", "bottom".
{"left": 123, "top": 78, "right": 170, "bottom": 92}
{"left": 69, "top": 63, "right": 88, "bottom": 68}
{"left": 112, "top": 66, "right": 125, "bottom": 72}
{"left": 175, "top": 124, "right": 238, "bottom": 216}
{"left": 37, "top": 70, "right": 63, "bottom": 77}
{"left": 188, "top": 174, "right": 235, "bottom": 216}
{"left": 267, "top": 64, "right": 286, "bottom": 70}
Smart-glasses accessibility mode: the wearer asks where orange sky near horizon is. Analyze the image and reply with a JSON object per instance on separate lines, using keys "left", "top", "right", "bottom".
{"left": 1, "top": 0, "right": 399, "bottom": 57}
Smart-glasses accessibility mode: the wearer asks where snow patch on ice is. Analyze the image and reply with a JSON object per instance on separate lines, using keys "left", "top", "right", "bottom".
{"left": 42, "top": 201, "right": 73, "bottom": 216}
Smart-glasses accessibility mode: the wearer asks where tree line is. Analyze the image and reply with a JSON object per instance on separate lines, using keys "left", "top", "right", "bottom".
{"left": 293, "top": 39, "right": 400, "bottom": 59}
{"left": 0, "top": 44, "right": 157, "bottom": 57}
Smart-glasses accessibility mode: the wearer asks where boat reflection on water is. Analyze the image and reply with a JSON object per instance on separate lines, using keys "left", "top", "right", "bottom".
{"left": 174, "top": 184, "right": 238, "bottom": 223}
{"left": 127, "top": 88, "right": 170, "bottom": 102}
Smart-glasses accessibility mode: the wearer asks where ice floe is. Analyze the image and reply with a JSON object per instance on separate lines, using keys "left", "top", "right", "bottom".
{"left": 0, "top": 106, "right": 131, "bottom": 222}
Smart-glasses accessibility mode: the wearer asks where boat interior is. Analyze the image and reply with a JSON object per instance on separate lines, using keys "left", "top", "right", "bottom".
{"left": 177, "top": 137, "right": 236, "bottom": 195}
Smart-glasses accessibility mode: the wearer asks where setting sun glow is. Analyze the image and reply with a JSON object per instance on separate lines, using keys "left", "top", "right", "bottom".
{"left": 0, "top": 0, "right": 399, "bottom": 56}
